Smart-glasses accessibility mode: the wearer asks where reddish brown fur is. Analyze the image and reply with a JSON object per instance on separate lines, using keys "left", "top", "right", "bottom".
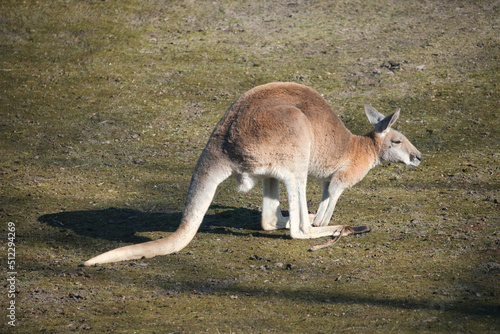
{"left": 84, "top": 82, "right": 421, "bottom": 265}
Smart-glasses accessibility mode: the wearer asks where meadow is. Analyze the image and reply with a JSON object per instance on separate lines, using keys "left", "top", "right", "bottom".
{"left": 1, "top": 0, "right": 498, "bottom": 332}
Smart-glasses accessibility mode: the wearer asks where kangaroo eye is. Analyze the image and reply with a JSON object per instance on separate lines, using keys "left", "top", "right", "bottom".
{"left": 392, "top": 140, "right": 402, "bottom": 145}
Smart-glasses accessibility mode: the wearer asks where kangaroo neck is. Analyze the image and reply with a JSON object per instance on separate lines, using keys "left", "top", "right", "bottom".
{"left": 349, "top": 132, "right": 382, "bottom": 167}
{"left": 332, "top": 132, "right": 382, "bottom": 187}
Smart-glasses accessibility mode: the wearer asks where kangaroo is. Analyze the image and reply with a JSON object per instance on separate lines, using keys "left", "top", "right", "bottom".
{"left": 84, "top": 82, "right": 421, "bottom": 266}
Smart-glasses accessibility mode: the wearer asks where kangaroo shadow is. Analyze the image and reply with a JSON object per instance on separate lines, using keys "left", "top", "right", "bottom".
{"left": 38, "top": 205, "right": 285, "bottom": 244}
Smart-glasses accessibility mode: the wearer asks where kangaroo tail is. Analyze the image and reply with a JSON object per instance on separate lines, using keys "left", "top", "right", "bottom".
{"left": 84, "top": 152, "right": 231, "bottom": 266}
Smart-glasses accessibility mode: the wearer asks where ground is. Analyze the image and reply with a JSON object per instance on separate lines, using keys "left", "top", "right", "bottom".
{"left": 0, "top": 0, "right": 499, "bottom": 333}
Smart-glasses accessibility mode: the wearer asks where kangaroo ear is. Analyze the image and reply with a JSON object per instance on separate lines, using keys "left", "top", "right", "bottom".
{"left": 376, "top": 109, "right": 400, "bottom": 134}
{"left": 364, "top": 104, "right": 386, "bottom": 125}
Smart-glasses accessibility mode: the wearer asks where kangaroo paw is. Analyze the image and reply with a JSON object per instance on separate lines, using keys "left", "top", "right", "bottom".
{"left": 349, "top": 225, "right": 371, "bottom": 235}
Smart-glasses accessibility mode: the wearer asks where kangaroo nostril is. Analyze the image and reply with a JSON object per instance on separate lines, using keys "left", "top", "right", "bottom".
{"left": 411, "top": 154, "right": 422, "bottom": 162}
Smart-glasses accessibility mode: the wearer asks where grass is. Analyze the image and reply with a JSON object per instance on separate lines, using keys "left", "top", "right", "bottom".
{"left": 1, "top": 0, "right": 499, "bottom": 332}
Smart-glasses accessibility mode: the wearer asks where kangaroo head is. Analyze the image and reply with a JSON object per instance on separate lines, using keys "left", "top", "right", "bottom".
{"left": 364, "top": 104, "right": 422, "bottom": 166}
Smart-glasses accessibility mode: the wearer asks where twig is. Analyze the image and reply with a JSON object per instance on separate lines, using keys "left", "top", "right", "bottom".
{"left": 309, "top": 226, "right": 345, "bottom": 251}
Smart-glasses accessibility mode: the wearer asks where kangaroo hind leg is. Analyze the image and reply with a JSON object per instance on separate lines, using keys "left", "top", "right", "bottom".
{"left": 287, "top": 176, "right": 347, "bottom": 239}
{"left": 261, "top": 178, "right": 289, "bottom": 230}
